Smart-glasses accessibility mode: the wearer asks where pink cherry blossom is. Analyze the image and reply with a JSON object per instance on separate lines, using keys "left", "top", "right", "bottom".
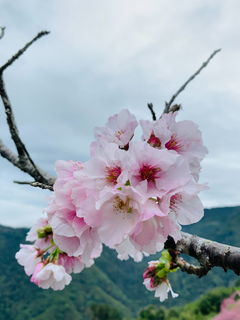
{"left": 55, "top": 160, "right": 83, "bottom": 180}
{"left": 71, "top": 185, "right": 100, "bottom": 228}
{"left": 159, "top": 182, "right": 206, "bottom": 225}
{"left": 143, "top": 260, "right": 178, "bottom": 302}
{"left": 48, "top": 208, "right": 102, "bottom": 263}
{"left": 140, "top": 112, "right": 207, "bottom": 180}
{"left": 58, "top": 254, "right": 86, "bottom": 273}
{"left": 134, "top": 215, "right": 181, "bottom": 252}
{"left": 30, "top": 262, "right": 44, "bottom": 285}
{"left": 163, "top": 113, "right": 207, "bottom": 180}
{"left": 140, "top": 118, "right": 171, "bottom": 149}
{"left": 15, "top": 244, "right": 41, "bottom": 276}
{"left": 125, "top": 141, "right": 192, "bottom": 198}
{"left": 115, "top": 214, "right": 181, "bottom": 261}
{"left": 49, "top": 160, "right": 84, "bottom": 212}
{"left": 46, "top": 160, "right": 103, "bottom": 265}
{"left": 115, "top": 238, "right": 144, "bottom": 262}
{"left": 31, "top": 262, "right": 72, "bottom": 290}
{"left": 95, "top": 186, "right": 146, "bottom": 247}
{"left": 77, "top": 143, "right": 125, "bottom": 190}
{"left": 93, "top": 109, "right": 138, "bottom": 149}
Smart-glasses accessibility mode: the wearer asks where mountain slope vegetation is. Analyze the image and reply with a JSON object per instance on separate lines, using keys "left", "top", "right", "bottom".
{"left": 0, "top": 206, "right": 239, "bottom": 319}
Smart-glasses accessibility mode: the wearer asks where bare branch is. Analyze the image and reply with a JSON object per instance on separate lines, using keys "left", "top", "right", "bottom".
{"left": 0, "top": 74, "right": 54, "bottom": 184}
{"left": 164, "top": 49, "right": 221, "bottom": 113}
{"left": 175, "top": 256, "right": 211, "bottom": 277}
{"left": 147, "top": 103, "right": 157, "bottom": 120}
{"left": 0, "top": 138, "right": 54, "bottom": 183}
{"left": 0, "top": 26, "right": 6, "bottom": 40}
{"left": 0, "top": 75, "right": 28, "bottom": 159}
{"left": 14, "top": 181, "right": 53, "bottom": 191}
{"left": 0, "top": 139, "right": 19, "bottom": 166}
{"left": 0, "top": 31, "right": 55, "bottom": 185}
{"left": 165, "top": 232, "right": 240, "bottom": 276}
{"left": 0, "top": 31, "right": 50, "bottom": 73}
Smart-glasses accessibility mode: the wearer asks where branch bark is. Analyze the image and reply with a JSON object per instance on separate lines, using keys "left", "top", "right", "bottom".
{"left": 165, "top": 232, "right": 240, "bottom": 276}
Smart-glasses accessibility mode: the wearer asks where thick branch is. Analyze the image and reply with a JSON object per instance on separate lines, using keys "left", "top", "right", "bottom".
{"left": 165, "top": 232, "right": 240, "bottom": 276}
{"left": 164, "top": 49, "right": 221, "bottom": 113}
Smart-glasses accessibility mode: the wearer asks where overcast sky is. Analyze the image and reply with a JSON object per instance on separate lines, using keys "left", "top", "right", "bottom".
{"left": 0, "top": 0, "right": 240, "bottom": 227}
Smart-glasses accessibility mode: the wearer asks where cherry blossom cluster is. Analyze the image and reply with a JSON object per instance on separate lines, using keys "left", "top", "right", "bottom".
{"left": 16, "top": 109, "right": 207, "bottom": 296}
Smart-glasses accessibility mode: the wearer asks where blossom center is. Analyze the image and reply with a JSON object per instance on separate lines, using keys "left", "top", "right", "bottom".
{"left": 147, "top": 133, "right": 161, "bottom": 148}
{"left": 139, "top": 164, "right": 161, "bottom": 182}
{"left": 165, "top": 135, "right": 182, "bottom": 152}
{"left": 105, "top": 166, "right": 122, "bottom": 185}
{"left": 115, "top": 130, "right": 125, "bottom": 139}
{"left": 113, "top": 196, "right": 133, "bottom": 214}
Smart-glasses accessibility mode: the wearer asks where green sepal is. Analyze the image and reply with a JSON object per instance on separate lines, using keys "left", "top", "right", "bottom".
{"left": 156, "top": 269, "right": 168, "bottom": 279}
{"left": 37, "top": 230, "right": 46, "bottom": 239}
{"left": 37, "top": 225, "right": 52, "bottom": 239}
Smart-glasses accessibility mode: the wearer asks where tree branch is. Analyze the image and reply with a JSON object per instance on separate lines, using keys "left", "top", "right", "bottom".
{"left": 14, "top": 181, "right": 53, "bottom": 191}
{"left": 0, "top": 139, "right": 19, "bottom": 166}
{"left": 165, "top": 232, "right": 240, "bottom": 276}
{"left": 0, "top": 26, "right": 6, "bottom": 40}
{"left": 164, "top": 49, "right": 221, "bottom": 113}
{"left": 0, "top": 31, "right": 50, "bottom": 73}
{"left": 147, "top": 103, "right": 157, "bottom": 120}
{"left": 174, "top": 256, "right": 211, "bottom": 278}
{"left": 0, "top": 31, "right": 55, "bottom": 186}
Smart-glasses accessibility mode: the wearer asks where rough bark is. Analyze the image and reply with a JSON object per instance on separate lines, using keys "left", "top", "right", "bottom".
{"left": 165, "top": 232, "right": 240, "bottom": 276}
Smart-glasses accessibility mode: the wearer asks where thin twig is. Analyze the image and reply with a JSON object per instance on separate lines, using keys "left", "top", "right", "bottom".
{"left": 14, "top": 181, "right": 54, "bottom": 191}
{"left": 164, "top": 49, "right": 221, "bottom": 113}
{"left": 147, "top": 103, "right": 157, "bottom": 120}
{"left": 0, "top": 31, "right": 50, "bottom": 73}
{"left": 0, "top": 26, "right": 6, "bottom": 40}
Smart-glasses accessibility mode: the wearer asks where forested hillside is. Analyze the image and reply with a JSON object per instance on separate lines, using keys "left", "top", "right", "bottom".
{"left": 0, "top": 206, "right": 239, "bottom": 320}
